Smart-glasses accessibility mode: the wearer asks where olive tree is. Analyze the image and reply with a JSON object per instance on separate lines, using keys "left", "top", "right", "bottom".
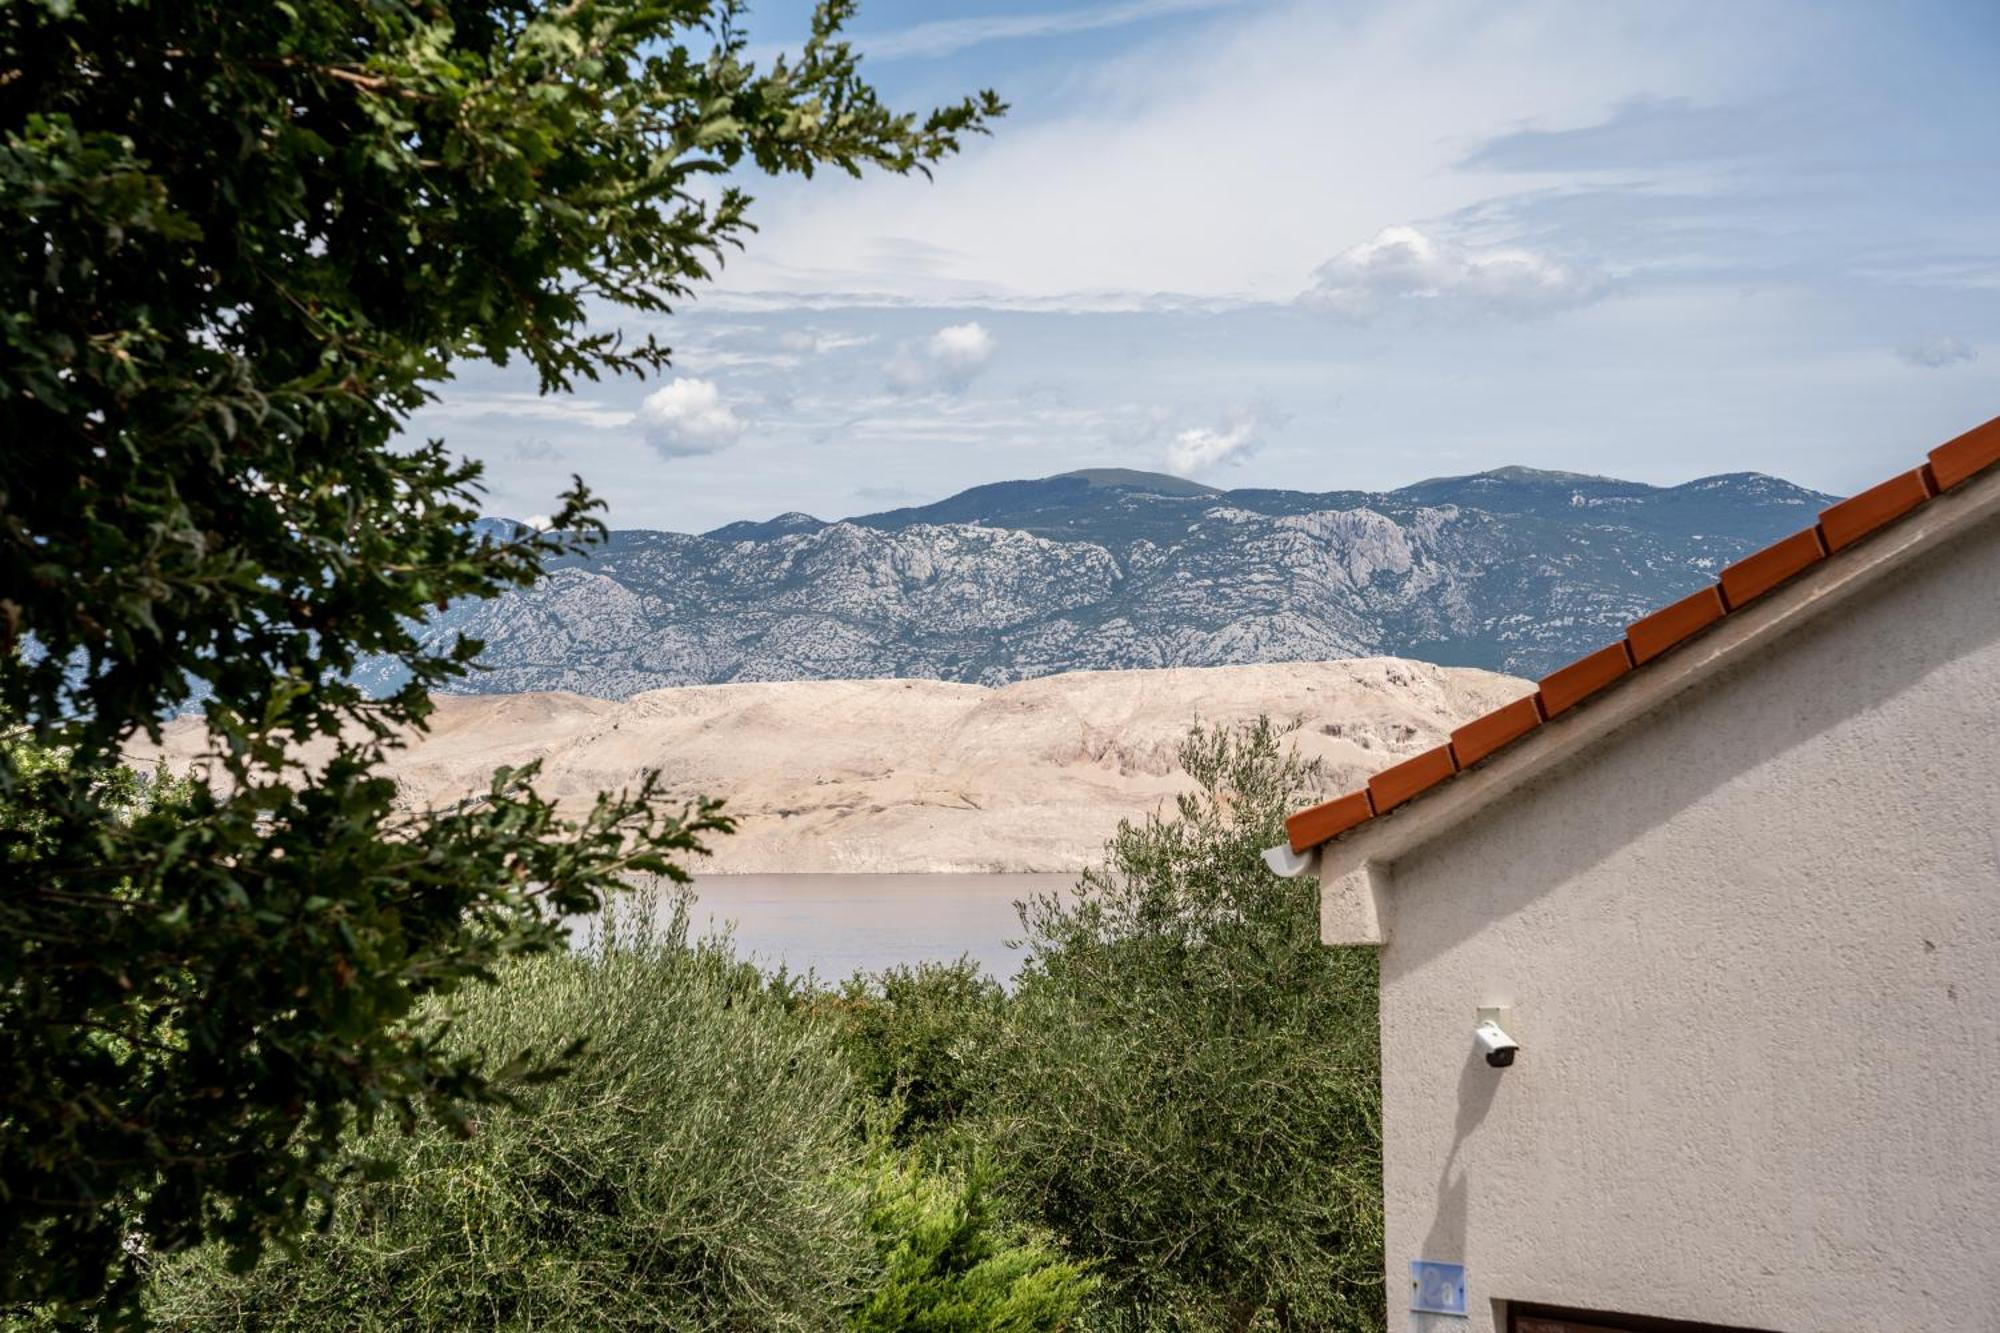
{"left": 0, "top": 0, "right": 998, "bottom": 1319}
{"left": 147, "top": 900, "right": 877, "bottom": 1331}
{"left": 992, "top": 720, "right": 1386, "bottom": 1332}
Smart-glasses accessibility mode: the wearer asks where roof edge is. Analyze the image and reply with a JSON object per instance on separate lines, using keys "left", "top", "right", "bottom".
{"left": 1314, "top": 460, "right": 2000, "bottom": 889}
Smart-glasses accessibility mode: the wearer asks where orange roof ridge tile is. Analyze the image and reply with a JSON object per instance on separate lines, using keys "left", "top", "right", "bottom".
{"left": 1719, "top": 527, "right": 1825, "bottom": 609}
{"left": 1280, "top": 412, "right": 2000, "bottom": 856}
{"left": 1450, "top": 694, "right": 1543, "bottom": 767}
{"left": 1818, "top": 468, "right": 1934, "bottom": 553}
{"left": 1538, "top": 641, "right": 1634, "bottom": 717}
{"left": 1367, "top": 745, "right": 1457, "bottom": 814}
{"left": 1286, "top": 789, "right": 1373, "bottom": 853}
{"left": 1627, "top": 585, "right": 1727, "bottom": 666}
{"left": 1930, "top": 417, "right": 2000, "bottom": 491}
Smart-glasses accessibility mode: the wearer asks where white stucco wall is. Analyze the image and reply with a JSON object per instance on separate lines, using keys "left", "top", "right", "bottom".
{"left": 1364, "top": 509, "right": 2000, "bottom": 1333}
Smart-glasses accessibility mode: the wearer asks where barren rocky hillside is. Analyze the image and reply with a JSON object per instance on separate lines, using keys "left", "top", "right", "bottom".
{"left": 355, "top": 465, "right": 1833, "bottom": 700}
{"left": 140, "top": 658, "right": 1529, "bottom": 873}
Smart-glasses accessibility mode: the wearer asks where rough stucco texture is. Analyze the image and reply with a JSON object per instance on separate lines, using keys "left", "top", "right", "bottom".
{"left": 1376, "top": 511, "right": 2000, "bottom": 1333}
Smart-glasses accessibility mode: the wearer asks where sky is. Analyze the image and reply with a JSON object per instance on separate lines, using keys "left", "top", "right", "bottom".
{"left": 415, "top": 0, "right": 2000, "bottom": 533}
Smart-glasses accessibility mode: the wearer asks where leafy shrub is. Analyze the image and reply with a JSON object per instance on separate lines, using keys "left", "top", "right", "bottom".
{"left": 145, "top": 715, "right": 1393, "bottom": 1333}
{"left": 851, "top": 1148, "right": 1094, "bottom": 1332}
{"left": 815, "top": 957, "right": 1009, "bottom": 1143}
{"left": 146, "top": 898, "right": 870, "bottom": 1331}
{"left": 990, "top": 720, "right": 1386, "bottom": 1332}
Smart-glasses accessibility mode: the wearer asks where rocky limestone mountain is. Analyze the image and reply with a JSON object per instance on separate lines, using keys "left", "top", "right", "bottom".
{"left": 140, "top": 660, "right": 1528, "bottom": 874}
{"left": 363, "top": 465, "right": 1835, "bottom": 699}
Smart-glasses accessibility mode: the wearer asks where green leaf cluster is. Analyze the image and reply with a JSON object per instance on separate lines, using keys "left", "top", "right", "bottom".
{"left": 851, "top": 1149, "right": 1094, "bottom": 1333}
{"left": 995, "top": 720, "right": 1386, "bottom": 1331}
{"left": 805, "top": 721, "right": 1388, "bottom": 1331}
{"left": 145, "top": 896, "right": 876, "bottom": 1330}
{"left": 0, "top": 0, "right": 998, "bottom": 1320}
{"left": 145, "top": 896, "right": 1092, "bottom": 1332}
{"left": 140, "top": 721, "right": 1381, "bottom": 1331}
{"left": 814, "top": 957, "right": 1011, "bottom": 1144}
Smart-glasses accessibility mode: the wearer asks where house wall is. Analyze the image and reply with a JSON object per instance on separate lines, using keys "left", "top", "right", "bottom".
{"left": 1370, "top": 511, "right": 2000, "bottom": 1333}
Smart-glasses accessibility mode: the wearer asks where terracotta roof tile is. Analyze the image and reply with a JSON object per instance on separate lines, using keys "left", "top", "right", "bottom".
{"left": 1538, "top": 641, "right": 1634, "bottom": 717}
{"left": 1930, "top": 414, "right": 2000, "bottom": 491}
{"left": 1818, "top": 467, "right": 1934, "bottom": 553}
{"left": 1277, "top": 413, "right": 2000, "bottom": 856}
{"left": 1450, "top": 694, "right": 1544, "bottom": 768}
{"left": 1367, "top": 744, "right": 1457, "bottom": 814}
{"left": 1627, "top": 585, "right": 1727, "bottom": 666}
{"left": 1286, "top": 790, "right": 1373, "bottom": 853}
{"left": 1719, "top": 527, "right": 1825, "bottom": 610}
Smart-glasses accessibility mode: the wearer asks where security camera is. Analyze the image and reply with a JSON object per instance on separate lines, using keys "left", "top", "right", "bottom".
{"left": 1474, "top": 1018, "right": 1518, "bottom": 1068}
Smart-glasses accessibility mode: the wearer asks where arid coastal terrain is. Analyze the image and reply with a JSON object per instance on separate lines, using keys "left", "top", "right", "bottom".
{"left": 139, "top": 658, "right": 1527, "bottom": 874}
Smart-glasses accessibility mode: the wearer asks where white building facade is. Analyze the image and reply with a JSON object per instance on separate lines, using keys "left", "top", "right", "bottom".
{"left": 1310, "top": 461, "right": 2000, "bottom": 1333}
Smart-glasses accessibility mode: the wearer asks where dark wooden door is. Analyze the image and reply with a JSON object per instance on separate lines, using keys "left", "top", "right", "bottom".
{"left": 1508, "top": 1304, "right": 1777, "bottom": 1333}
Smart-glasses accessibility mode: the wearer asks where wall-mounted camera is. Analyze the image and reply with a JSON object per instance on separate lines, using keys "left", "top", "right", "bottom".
{"left": 1474, "top": 1006, "right": 1518, "bottom": 1068}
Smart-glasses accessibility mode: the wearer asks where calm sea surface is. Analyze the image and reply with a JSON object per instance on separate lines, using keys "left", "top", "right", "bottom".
{"left": 670, "top": 873, "right": 1076, "bottom": 982}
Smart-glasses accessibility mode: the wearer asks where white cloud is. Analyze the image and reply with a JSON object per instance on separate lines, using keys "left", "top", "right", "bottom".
{"left": 672, "top": 347, "right": 802, "bottom": 372}
{"left": 1896, "top": 334, "right": 1977, "bottom": 369}
{"left": 429, "top": 392, "right": 632, "bottom": 429}
{"left": 932, "top": 323, "right": 997, "bottom": 374}
{"left": 885, "top": 322, "right": 997, "bottom": 394}
{"left": 779, "top": 328, "right": 878, "bottom": 355}
{"left": 636, "top": 378, "right": 746, "bottom": 458}
{"left": 702, "top": 287, "right": 1245, "bottom": 315}
{"left": 1165, "top": 417, "right": 1258, "bottom": 475}
{"left": 1301, "top": 225, "right": 1604, "bottom": 319}
{"left": 855, "top": 0, "right": 1233, "bottom": 61}
{"left": 719, "top": 1, "right": 1752, "bottom": 305}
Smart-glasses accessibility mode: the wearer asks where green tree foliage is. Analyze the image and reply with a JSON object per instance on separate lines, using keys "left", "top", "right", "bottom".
{"left": 147, "top": 897, "right": 871, "bottom": 1330}
{"left": 149, "top": 900, "right": 1090, "bottom": 1332}
{"left": 0, "top": 740, "right": 196, "bottom": 858}
{"left": 991, "top": 720, "right": 1386, "bottom": 1332}
{"left": 0, "top": 0, "right": 998, "bottom": 1318}
{"left": 817, "top": 957, "right": 1010, "bottom": 1143}
{"left": 851, "top": 1150, "right": 1094, "bottom": 1333}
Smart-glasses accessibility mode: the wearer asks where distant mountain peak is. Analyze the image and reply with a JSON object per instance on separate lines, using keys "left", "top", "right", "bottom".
{"left": 702, "top": 510, "right": 826, "bottom": 542}
{"left": 1407, "top": 464, "right": 1630, "bottom": 490}
{"left": 1051, "top": 468, "right": 1222, "bottom": 497}
{"left": 1485, "top": 464, "right": 1620, "bottom": 484}
{"left": 1674, "top": 471, "right": 1812, "bottom": 494}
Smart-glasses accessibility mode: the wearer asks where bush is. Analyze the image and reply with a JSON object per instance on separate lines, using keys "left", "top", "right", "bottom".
{"left": 815, "top": 958, "right": 1009, "bottom": 1143}
{"left": 147, "top": 897, "right": 871, "bottom": 1331}
{"left": 144, "top": 715, "right": 1393, "bottom": 1333}
{"left": 851, "top": 1148, "right": 1094, "bottom": 1332}
{"left": 990, "top": 720, "right": 1386, "bottom": 1332}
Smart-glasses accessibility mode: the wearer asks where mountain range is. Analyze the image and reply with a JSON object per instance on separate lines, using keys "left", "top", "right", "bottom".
{"left": 365, "top": 465, "right": 1838, "bottom": 700}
